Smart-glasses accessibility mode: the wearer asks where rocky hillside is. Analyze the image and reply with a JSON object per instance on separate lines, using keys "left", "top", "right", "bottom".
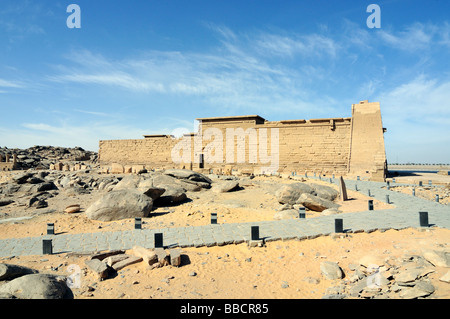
{"left": 0, "top": 146, "right": 97, "bottom": 170}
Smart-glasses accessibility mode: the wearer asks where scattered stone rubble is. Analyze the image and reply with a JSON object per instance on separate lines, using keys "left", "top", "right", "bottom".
{"left": 0, "top": 246, "right": 186, "bottom": 299}
{"left": 321, "top": 248, "right": 450, "bottom": 299}
{"left": 0, "top": 145, "right": 97, "bottom": 170}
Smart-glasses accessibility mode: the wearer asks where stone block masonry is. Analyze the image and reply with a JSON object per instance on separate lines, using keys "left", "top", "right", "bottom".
{"left": 0, "top": 153, "right": 17, "bottom": 171}
{"left": 98, "top": 100, "right": 387, "bottom": 181}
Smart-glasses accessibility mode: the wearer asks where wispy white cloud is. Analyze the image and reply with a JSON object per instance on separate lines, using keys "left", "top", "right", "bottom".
{"left": 47, "top": 26, "right": 344, "bottom": 117}
{"left": 380, "top": 75, "right": 450, "bottom": 120}
{"left": 377, "top": 22, "right": 450, "bottom": 52}
{"left": 254, "top": 32, "right": 339, "bottom": 58}
{"left": 0, "top": 78, "right": 24, "bottom": 88}
{"left": 377, "top": 74, "right": 450, "bottom": 162}
{"left": 13, "top": 122, "right": 150, "bottom": 151}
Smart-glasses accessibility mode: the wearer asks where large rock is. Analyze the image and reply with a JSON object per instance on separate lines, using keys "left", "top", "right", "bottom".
{"left": 297, "top": 193, "right": 339, "bottom": 212}
{"left": 85, "top": 259, "right": 110, "bottom": 279}
{"left": 212, "top": 181, "right": 240, "bottom": 193}
{"left": 320, "top": 261, "right": 344, "bottom": 280}
{"left": 394, "top": 267, "right": 435, "bottom": 284}
{"left": 275, "top": 183, "right": 315, "bottom": 205}
{"left": 0, "top": 264, "right": 38, "bottom": 281}
{"left": 163, "top": 169, "right": 212, "bottom": 187}
{"left": 0, "top": 274, "right": 73, "bottom": 299}
{"left": 422, "top": 249, "right": 450, "bottom": 267}
{"left": 0, "top": 199, "right": 14, "bottom": 207}
{"left": 114, "top": 176, "right": 166, "bottom": 200}
{"left": 131, "top": 246, "right": 158, "bottom": 266}
{"left": 114, "top": 174, "right": 187, "bottom": 205}
{"left": 155, "top": 185, "right": 187, "bottom": 205}
{"left": 399, "top": 280, "right": 435, "bottom": 299}
{"left": 113, "top": 175, "right": 140, "bottom": 190}
{"left": 307, "top": 183, "right": 339, "bottom": 201}
{"left": 85, "top": 190, "right": 153, "bottom": 221}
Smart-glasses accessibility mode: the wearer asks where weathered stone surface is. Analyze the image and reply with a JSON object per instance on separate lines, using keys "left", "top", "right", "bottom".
{"left": 85, "top": 190, "right": 153, "bottom": 221}
{"left": 307, "top": 183, "right": 339, "bottom": 201}
{"left": 64, "top": 204, "right": 80, "bottom": 214}
{"left": 339, "top": 176, "right": 348, "bottom": 201}
{"left": 394, "top": 267, "right": 435, "bottom": 284}
{"left": 37, "top": 182, "right": 57, "bottom": 192}
{"left": 0, "top": 199, "right": 14, "bottom": 207}
{"left": 320, "top": 261, "right": 344, "bottom": 280}
{"left": 0, "top": 274, "right": 73, "bottom": 299}
{"left": 142, "top": 186, "right": 166, "bottom": 200}
{"left": 170, "top": 249, "right": 182, "bottom": 267}
{"left": 399, "top": 281, "right": 435, "bottom": 299}
{"left": 0, "top": 264, "right": 38, "bottom": 281}
{"left": 275, "top": 183, "right": 315, "bottom": 205}
{"left": 110, "top": 256, "right": 143, "bottom": 271}
{"left": 439, "top": 270, "right": 450, "bottom": 283}
{"left": 105, "top": 254, "right": 130, "bottom": 267}
{"left": 273, "top": 209, "right": 299, "bottom": 220}
{"left": 29, "top": 198, "right": 48, "bottom": 209}
{"left": 359, "top": 255, "right": 385, "bottom": 268}
{"left": 155, "top": 185, "right": 187, "bottom": 205}
{"left": 297, "top": 193, "right": 339, "bottom": 212}
{"left": 89, "top": 250, "right": 126, "bottom": 261}
{"left": 12, "top": 173, "right": 34, "bottom": 184}
{"left": 85, "top": 259, "right": 109, "bottom": 279}
{"left": 163, "top": 169, "right": 212, "bottom": 186}
{"left": 422, "top": 249, "right": 450, "bottom": 267}
{"left": 212, "top": 181, "right": 240, "bottom": 193}
{"left": 131, "top": 246, "right": 158, "bottom": 266}
{"left": 114, "top": 176, "right": 166, "bottom": 200}
{"left": 114, "top": 175, "right": 140, "bottom": 190}
{"left": 154, "top": 248, "right": 170, "bottom": 267}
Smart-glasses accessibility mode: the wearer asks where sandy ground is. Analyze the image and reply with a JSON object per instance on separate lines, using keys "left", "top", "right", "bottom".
{"left": 1, "top": 228, "right": 449, "bottom": 299}
{"left": 0, "top": 173, "right": 449, "bottom": 299}
{"left": 388, "top": 169, "right": 450, "bottom": 186}
{"left": 0, "top": 177, "right": 393, "bottom": 239}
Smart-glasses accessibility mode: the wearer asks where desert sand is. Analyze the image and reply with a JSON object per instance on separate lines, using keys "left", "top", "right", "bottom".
{"left": 1, "top": 171, "right": 449, "bottom": 299}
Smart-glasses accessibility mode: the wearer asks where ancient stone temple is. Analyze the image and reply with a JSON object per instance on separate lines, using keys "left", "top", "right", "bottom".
{"left": 0, "top": 153, "right": 17, "bottom": 171}
{"left": 98, "top": 100, "right": 387, "bottom": 181}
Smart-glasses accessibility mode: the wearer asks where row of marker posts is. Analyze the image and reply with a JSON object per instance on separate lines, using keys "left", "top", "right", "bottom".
{"left": 41, "top": 174, "right": 440, "bottom": 254}
{"left": 41, "top": 213, "right": 433, "bottom": 255}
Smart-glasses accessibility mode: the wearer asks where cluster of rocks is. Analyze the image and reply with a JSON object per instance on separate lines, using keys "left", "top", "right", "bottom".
{"left": 0, "top": 170, "right": 116, "bottom": 211}
{"left": 0, "top": 245, "right": 187, "bottom": 299}
{"left": 85, "top": 169, "right": 214, "bottom": 221}
{"left": 273, "top": 182, "right": 340, "bottom": 219}
{"left": 321, "top": 249, "right": 450, "bottom": 299}
{"left": 0, "top": 145, "right": 97, "bottom": 170}
{"left": 0, "top": 263, "right": 73, "bottom": 299}
{"left": 0, "top": 166, "right": 247, "bottom": 221}
{"left": 84, "top": 246, "right": 184, "bottom": 281}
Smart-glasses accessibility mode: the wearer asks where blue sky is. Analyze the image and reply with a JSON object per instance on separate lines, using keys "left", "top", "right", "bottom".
{"left": 0, "top": 0, "right": 449, "bottom": 163}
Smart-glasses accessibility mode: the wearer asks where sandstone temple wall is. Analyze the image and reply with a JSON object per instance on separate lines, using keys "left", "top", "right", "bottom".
{"left": 0, "top": 154, "right": 17, "bottom": 171}
{"left": 98, "top": 100, "right": 387, "bottom": 180}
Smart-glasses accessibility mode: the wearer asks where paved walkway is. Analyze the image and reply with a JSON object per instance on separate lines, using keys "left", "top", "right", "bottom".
{"left": 0, "top": 178, "right": 449, "bottom": 257}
